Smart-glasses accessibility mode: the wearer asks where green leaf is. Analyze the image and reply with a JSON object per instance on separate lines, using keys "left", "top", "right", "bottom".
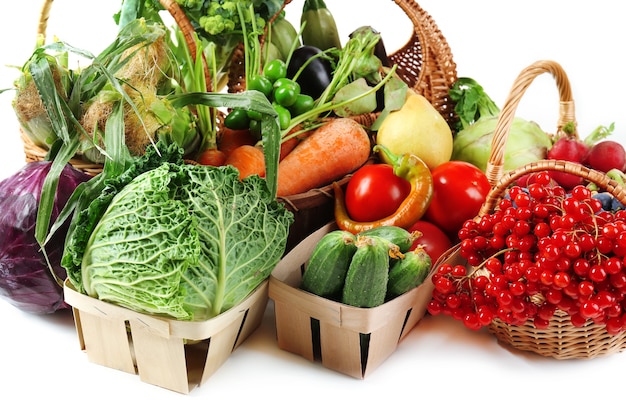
{"left": 35, "top": 139, "right": 80, "bottom": 246}
{"left": 29, "top": 53, "right": 76, "bottom": 144}
{"left": 168, "top": 90, "right": 281, "bottom": 198}
{"left": 45, "top": 101, "right": 131, "bottom": 247}
{"left": 370, "top": 77, "right": 408, "bottom": 131}
{"left": 332, "top": 78, "right": 377, "bottom": 117}
{"left": 449, "top": 77, "right": 500, "bottom": 133}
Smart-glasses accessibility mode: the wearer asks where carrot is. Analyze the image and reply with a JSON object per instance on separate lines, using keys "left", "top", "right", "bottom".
{"left": 218, "top": 127, "right": 257, "bottom": 157}
{"left": 196, "top": 148, "right": 227, "bottom": 166}
{"left": 224, "top": 144, "right": 266, "bottom": 180}
{"left": 276, "top": 118, "right": 371, "bottom": 197}
{"left": 279, "top": 137, "right": 299, "bottom": 161}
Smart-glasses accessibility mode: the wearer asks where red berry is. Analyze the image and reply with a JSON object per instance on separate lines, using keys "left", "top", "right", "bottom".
{"left": 580, "top": 300, "right": 601, "bottom": 318}
{"left": 430, "top": 180, "right": 626, "bottom": 335}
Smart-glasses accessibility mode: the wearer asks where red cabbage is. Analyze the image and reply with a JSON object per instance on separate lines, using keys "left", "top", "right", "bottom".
{"left": 0, "top": 162, "right": 91, "bottom": 314}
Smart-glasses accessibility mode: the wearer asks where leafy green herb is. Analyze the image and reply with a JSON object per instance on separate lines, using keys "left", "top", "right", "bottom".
{"left": 582, "top": 122, "right": 615, "bottom": 147}
{"left": 449, "top": 77, "right": 500, "bottom": 133}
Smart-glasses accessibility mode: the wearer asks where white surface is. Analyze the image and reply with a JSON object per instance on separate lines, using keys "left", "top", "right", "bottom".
{"left": 2, "top": 1, "right": 626, "bottom": 415}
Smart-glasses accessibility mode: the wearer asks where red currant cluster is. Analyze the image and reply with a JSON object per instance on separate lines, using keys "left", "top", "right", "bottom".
{"left": 427, "top": 172, "right": 626, "bottom": 335}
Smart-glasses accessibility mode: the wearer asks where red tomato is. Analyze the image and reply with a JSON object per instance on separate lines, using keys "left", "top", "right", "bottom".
{"left": 424, "top": 161, "right": 490, "bottom": 238}
{"left": 344, "top": 164, "right": 411, "bottom": 222}
{"left": 408, "top": 220, "right": 453, "bottom": 263}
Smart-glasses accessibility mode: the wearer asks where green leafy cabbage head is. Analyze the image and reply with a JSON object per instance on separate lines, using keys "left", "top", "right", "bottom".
{"left": 75, "top": 162, "right": 293, "bottom": 320}
{"left": 452, "top": 116, "right": 552, "bottom": 172}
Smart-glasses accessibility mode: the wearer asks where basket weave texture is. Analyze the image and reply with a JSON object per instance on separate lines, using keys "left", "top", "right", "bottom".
{"left": 464, "top": 60, "right": 626, "bottom": 359}
{"left": 22, "top": 0, "right": 457, "bottom": 250}
{"left": 22, "top": 0, "right": 457, "bottom": 173}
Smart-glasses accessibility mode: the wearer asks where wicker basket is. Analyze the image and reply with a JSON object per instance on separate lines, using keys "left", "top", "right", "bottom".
{"left": 21, "top": 0, "right": 214, "bottom": 175}
{"left": 445, "top": 60, "right": 626, "bottom": 359}
{"left": 24, "top": 0, "right": 457, "bottom": 165}
{"left": 22, "top": 0, "right": 457, "bottom": 249}
{"left": 273, "top": 0, "right": 458, "bottom": 249}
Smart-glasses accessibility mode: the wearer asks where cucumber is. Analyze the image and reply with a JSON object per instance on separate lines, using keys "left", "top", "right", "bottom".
{"left": 342, "top": 235, "right": 400, "bottom": 308}
{"left": 301, "top": 230, "right": 357, "bottom": 297}
{"left": 270, "top": 14, "right": 301, "bottom": 61}
{"left": 357, "top": 226, "right": 418, "bottom": 253}
{"left": 387, "top": 247, "right": 432, "bottom": 298}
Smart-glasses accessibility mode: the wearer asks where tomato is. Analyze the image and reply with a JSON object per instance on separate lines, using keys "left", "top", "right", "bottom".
{"left": 264, "top": 59, "right": 287, "bottom": 83}
{"left": 407, "top": 220, "right": 452, "bottom": 263}
{"left": 344, "top": 164, "right": 411, "bottom": 222}
{"left": 289, "top": 94, "right": 315, "bottom": 116}
{"left": 223, "top": 108, "right": 250, "bottom": 130}
{"left": 247, "top": 74, "right": 273, "bottom": 98}
{"left": 424, "top": 161, "right": 490, "bottom": 238}
{"left": 272, "top": 103, "right": 291, "bottom": 130}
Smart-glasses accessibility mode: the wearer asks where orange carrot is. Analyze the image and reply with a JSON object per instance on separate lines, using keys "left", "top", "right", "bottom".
{"left": 279, "top": 137, "right": 299, "bottom": 161}
{"left": 196, "top": 148, "right": 227, "bottom": 166}
{"left": 224, "top": 144, "right": 266, "bottom": 180}
{"left": 218, "top": 127, "right": 257, "bottom": 157}
{"left": 276, "top": 118, "right": 371, "bottom": 197}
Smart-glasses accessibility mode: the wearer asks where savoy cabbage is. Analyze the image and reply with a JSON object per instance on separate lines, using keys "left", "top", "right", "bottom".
{"left": 69, "top": 162, "right": 293, "bottom": 320}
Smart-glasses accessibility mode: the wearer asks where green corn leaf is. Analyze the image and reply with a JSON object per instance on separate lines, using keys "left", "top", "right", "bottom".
{"left": 169, "top": 91, "right": 281, "bottom": 198}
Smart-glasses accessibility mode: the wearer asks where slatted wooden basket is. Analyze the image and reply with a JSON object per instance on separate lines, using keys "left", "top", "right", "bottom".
{"left": 436, "top": 60, "right": 626, "bottom": 360}
{"left": 269, "top": 222, "right": 434, "bottom": 378}
{"left": 63, "top": 279, "right": 269, "bottom": 394}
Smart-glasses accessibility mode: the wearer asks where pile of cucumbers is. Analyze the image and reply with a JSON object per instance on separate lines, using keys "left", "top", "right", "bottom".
{"left": 300, "top": 226, "right": 432, "bottom": 308}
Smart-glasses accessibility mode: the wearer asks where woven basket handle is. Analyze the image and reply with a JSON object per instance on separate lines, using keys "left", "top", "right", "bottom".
{"left": 36, "top": 0, "right": 214, "bottom": 90}
{"left": 478, "top": 60, "right": 626, "bottom": 216}
{"left": 484, "top": 60, "right": 577, "bottom": 186}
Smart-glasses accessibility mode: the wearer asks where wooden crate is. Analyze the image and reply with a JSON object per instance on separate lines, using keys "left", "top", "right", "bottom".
{"left": 269, "top": 223, "right": 434, "bottom": 379}
{"left": 63, "top": 279, "right": 268, "bottom": 394}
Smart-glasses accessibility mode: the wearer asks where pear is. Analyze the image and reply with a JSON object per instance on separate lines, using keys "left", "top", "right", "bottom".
{"left": 376, "top": 90, "right": 453, "bottom": 169}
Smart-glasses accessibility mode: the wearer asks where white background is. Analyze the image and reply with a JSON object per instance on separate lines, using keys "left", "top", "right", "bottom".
{"left": 1, "top": 1, "right": 626, "bottom": 416}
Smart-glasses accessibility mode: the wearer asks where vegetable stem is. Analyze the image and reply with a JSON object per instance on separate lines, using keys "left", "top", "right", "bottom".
{"left": 283, "top": 64, "right": 398, "bottom": 138}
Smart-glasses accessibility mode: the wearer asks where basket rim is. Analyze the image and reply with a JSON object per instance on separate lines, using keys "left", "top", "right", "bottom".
{"left": 478, "top": 60, "right": 626, "bottom": 217}
{"left": 435, "top": 60, "right": 626, "bottom": 360}
{"left": 484, "top": 60, "right": 575, "bottom": 186}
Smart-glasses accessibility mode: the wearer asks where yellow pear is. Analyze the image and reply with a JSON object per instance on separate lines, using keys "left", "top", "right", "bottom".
{"left": 376, "top": 90, "right": 453, "bottom": 169}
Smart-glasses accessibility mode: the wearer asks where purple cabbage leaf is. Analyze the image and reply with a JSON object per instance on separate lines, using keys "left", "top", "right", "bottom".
{"left": 0, "top": 161, "right": 90, "bottom": 313}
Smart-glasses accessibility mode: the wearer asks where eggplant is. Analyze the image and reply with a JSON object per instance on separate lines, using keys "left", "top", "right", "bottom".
{"left": 286, "top": 45, "right": 333, "bottom": 100}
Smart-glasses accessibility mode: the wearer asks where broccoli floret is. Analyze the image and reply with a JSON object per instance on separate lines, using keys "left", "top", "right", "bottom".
{"left": 221, "top": 1, "right": 237, "bottom": 14}
{"left": 176, "top": 0, "right": 267, "bottom": 37}
{"left": 175, "top": 0, "right": 204, "bottom": 11}
{"left": 199, "top": 13, "right": 237, "bottom": 35}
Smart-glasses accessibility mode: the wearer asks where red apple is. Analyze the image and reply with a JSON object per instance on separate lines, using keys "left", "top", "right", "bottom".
{"left": 583, "top": 140, "right": 626, "bottom": 173}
